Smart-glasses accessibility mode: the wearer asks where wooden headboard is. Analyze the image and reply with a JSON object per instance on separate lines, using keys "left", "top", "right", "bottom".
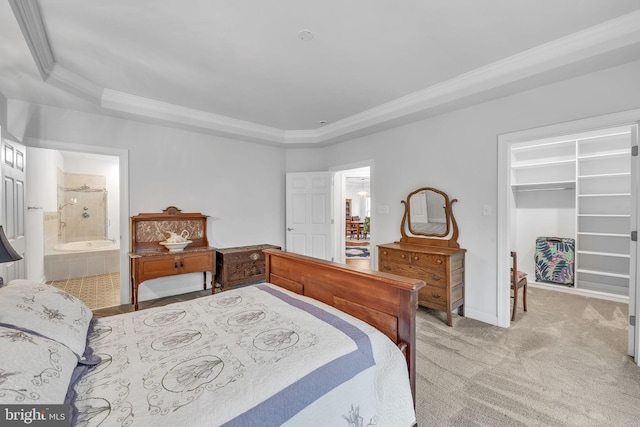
{"left": 263, "top": 248, "right": 424, "bottom": 403}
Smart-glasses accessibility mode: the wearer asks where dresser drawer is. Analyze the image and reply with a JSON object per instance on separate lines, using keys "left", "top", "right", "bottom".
{"left": 410, "top": 253, "right": 446, "bottom": 271}
{"left": 379, "top": 247, "right": 411, "bottom": 264}
{"left": 419, "top": 284, "right": 447, "bottom": 310}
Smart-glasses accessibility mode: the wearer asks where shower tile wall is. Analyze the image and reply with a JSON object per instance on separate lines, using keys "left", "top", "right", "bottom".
{"left": 58, "top": 171, "right": 107, "bottom": 243}
{"left": 44, "top": 212, "right": 59, "bottom": 254}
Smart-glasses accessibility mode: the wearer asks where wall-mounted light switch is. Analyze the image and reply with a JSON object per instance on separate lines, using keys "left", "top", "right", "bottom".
{"left": 377, "top": 205, "right": 390, "bottom": 214}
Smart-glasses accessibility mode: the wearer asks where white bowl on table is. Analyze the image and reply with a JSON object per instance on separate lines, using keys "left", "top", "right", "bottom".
{"left": 159, "top": 240, "right": 192, "bottom": 252}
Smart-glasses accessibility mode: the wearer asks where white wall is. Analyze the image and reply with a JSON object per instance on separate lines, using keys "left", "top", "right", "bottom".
{"left": 10, "top": 102, "right": 286, "bottom": 302}
{"left": 25, "top": 148, "right": 60, "bottom": 281}
{"left": 514, "top": 190, "right": 576, "bottom": 277}
{"left": 287, "top": 59, "right": 640, "bottom": 325}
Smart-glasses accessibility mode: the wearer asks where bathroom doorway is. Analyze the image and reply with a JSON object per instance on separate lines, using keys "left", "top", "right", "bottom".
{"left": 28, "top": 147, "right": 124, "bottom": 310}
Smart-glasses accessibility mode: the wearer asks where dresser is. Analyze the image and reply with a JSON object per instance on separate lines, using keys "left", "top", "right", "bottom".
{"left": 215, "top": 244, "right": 281, "bottom": 290}
{"left": 378, "top": 243, "right": 465, "bottom": 326}
{"left": 129, "top": 206, "right": 216, "bottom": 310}
{"left": 379, "top": 186, "right": 465, "bottom": 326}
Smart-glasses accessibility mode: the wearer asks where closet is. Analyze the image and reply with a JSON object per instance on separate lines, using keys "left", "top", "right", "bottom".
{"left": 511, "top": 125, "right": 633, "bottom": 299}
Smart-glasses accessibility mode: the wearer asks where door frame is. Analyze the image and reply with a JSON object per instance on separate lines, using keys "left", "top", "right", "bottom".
{"left": 330, "top": 160, "right": 373, "bottom": 265}
{"left": 497, "top": 109, "right": 640, "bottom": 362}
{"left": 23, "top": 138, "right": 130, "bottom": 305}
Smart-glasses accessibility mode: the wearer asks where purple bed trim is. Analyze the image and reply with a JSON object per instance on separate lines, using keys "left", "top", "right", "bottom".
{"left": 222, "top": 284, "right": 375, "bottom": 426}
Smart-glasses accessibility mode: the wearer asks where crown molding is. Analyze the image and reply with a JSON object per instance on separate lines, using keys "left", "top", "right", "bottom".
{"left": 11, "top": 4, "right": 640, "bottom": 147}
{"left": 9, "top": 0, "right": 54, "bottom": 80}
{"left": 49, "top": 64, "right": 103, "bottom": 103}
{"left": 101, "top": 89, "right": 287, "bottom": 144}
{"left": 314, "top": 10, "right": 640, "bottom": 143}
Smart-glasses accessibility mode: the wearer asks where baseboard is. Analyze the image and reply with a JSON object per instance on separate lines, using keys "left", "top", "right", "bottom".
{"left": 463, "top": 307, "right": 499, "bottom": 327}
{"left": 529, "top": 281, "right": 629, "bottom": 304}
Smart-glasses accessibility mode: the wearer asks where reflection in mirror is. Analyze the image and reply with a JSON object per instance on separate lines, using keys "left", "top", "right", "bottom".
{"left": 399, "top": 186, "right": 459, "bottom": 248}
{"left": 408, "top": 190, "right": 447, "bottom": 236}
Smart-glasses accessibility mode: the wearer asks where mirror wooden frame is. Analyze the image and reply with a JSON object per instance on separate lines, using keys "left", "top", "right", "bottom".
{"left": 399, "top": 187, "right": 460, "bottom": 248}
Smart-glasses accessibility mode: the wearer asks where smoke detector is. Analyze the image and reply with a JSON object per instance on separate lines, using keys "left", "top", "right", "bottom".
{"left": 297, "top": 30, "right": 314, "bottom": 41}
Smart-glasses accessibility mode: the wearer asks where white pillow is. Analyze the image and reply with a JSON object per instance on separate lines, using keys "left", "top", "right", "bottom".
{"left": 0, "top": 282, "right": 92, "bottom": 357}
{"left": 0, "top": 325, "right": 77, "bottom": 404}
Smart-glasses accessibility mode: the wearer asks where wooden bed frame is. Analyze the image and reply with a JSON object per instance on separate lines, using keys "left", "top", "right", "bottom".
{"left": 264, "top": 248, "right": 425, "bottom": 403}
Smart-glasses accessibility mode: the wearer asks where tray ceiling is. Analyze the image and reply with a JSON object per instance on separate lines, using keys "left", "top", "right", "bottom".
{"left": 2, "top": 1, "right": 640, "bottom": 146}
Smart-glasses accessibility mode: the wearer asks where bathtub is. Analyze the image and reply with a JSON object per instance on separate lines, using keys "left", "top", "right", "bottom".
{"left": 45, "top": 240, "right": 121, "bottom": 281}
{"left": 54, "top": 239, "right": 118, "bottom": 252}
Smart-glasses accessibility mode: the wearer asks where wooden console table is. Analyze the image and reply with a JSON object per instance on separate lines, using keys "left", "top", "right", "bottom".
{"left": 129, "top": 206, "right": 216, "bottom": 310}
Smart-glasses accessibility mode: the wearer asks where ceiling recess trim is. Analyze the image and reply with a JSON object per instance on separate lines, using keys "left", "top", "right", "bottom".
{"left": 10, "top": 1, "right": 640, "bottom": 147}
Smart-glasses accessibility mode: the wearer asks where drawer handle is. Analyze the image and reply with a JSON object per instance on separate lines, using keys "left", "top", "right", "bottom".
{"left": 401, "top": 254, "right": 406, "bottom": 259}
{"left": 174, "top": 262, "right": 178, "bottom": 269}
{"left": 431, "top": 274, "right": 440, "bottom": 281}
{"left": 250, "top": 252, "right": 259, "bottom": 261}
{"left": 383, "top": 251, "right": 388, "bottom": 255}
{"left": 436, "top": 259, "right": 443, "bottom": 264}
{"left": 414, "top": 255, "right": 419, "bottom": 261}
{"left": 432, "top": 292, "right": 441, "bottom": 298}
{"left": 180, "top": 261, "right": 184, "bottom": 268}
{"left": 384, "top": 266, "right": 391, "bottom": 271}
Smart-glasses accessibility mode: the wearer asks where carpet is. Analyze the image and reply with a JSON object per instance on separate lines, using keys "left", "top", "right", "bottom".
{"left": 345, "top": 246, "right": 370, "bottom": 258}
{"left": 414, "top": 287, "right": 636, "bottom": 426}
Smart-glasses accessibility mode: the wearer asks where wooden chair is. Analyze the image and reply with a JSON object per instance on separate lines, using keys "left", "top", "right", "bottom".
{"left": 510, "top": 251, "right": 528, "bottom": 321}
{"left": 346, "top": 219, "right": 358, "bottom": 239}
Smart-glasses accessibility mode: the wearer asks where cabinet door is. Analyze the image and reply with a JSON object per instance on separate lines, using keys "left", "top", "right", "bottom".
{"left": 181, "top": 252, "right": 213, "bottom": 273}
{"left": 138, "top": 256, "right": 180, "bottom": 282}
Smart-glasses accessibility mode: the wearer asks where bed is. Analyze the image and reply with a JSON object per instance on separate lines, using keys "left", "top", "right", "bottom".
{"left": 0, "top": 249, "right": 424, "bottom": 426}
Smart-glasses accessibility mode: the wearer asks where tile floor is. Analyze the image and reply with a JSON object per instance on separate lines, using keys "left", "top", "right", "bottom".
{"left": 48, "top": 272, "right": 121, "bottom": 310}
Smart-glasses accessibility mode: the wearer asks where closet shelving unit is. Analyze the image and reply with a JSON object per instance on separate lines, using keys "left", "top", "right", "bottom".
{"left": 510, "top": 140, "right": 576, "bottom": 192}
{"left": 576, "top": 132, "right": 631, "bottom": 296}
{"left": 511, "top": 128, "right": 632, "bottom": 299}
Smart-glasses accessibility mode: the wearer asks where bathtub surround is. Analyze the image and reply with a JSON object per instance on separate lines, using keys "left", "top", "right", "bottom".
{"left": 44, "top": 240, "right": 119, "bottom": 281}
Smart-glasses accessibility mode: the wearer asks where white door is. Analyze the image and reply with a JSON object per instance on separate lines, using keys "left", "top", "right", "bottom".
{"left": 630, "top": 123, "right": 639, "bottom": 362}
{"left": 285, "top": 172, "right": 331, "bottom": 260}
{"left": 1, "top": 137, "right": 26, "bottom": 282}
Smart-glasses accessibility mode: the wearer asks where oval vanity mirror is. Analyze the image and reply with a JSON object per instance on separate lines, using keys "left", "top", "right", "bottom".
{"left": 400, "top": 187, "right": 460, "bottom": 248}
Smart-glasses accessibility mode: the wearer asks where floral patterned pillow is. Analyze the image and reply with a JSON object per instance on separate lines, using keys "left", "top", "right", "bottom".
{"left": 0, "top": 325, "right": 77, "bottom": 404}
{"left": 0, "top": 282, "right": 92, "bottom": 357}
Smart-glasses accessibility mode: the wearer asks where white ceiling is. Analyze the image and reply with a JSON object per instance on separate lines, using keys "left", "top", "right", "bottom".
{"left": 2, "top": 1, "right": 640, "bottom": 146}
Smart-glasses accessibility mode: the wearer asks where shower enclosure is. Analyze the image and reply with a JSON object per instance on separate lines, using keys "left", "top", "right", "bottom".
{"left": 44, "top": 176, "right": 120, "bottom": 281}
{"left": 57, "top": 184, "right": 108, "bottom": 243}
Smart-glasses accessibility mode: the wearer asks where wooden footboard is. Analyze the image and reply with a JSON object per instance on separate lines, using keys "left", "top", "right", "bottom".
{"left": 264, "top": 249, "right": 425, "bottom": 404}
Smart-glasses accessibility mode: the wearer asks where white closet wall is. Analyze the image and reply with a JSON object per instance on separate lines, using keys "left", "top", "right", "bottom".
{"left": 511, "top": 126, "right": 633, "bottom": 299}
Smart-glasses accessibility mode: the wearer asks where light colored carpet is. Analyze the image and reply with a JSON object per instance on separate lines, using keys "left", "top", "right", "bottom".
{"left": 415, "top": 287, "right": 640, "bottom": 426}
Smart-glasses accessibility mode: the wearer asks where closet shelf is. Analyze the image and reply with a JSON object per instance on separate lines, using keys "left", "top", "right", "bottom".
{"left": 511, "top": 180, "right": 575, "bottom": 192}
{"left": 577, "top": 193, "right": 631, "bottom": 197}
{"left": 576, "top": 269, "right": 630, "bottom": 279}
{"left": 578, "top": 172, "right": 631, "bottom": 179}
{"left": 578, "top": 150, "right": 630, "bottom": 160}
{"left": 577, "top": 250, "right": 630, "bottom": 258}
{"left": 577, "top": 214, "right": 630, "bottom": 218}
{"left": 577, "top": 232, "right": 630, "bottom": 238}
{"left": 511, "top": 158, "right": 575, "bottom": 169}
